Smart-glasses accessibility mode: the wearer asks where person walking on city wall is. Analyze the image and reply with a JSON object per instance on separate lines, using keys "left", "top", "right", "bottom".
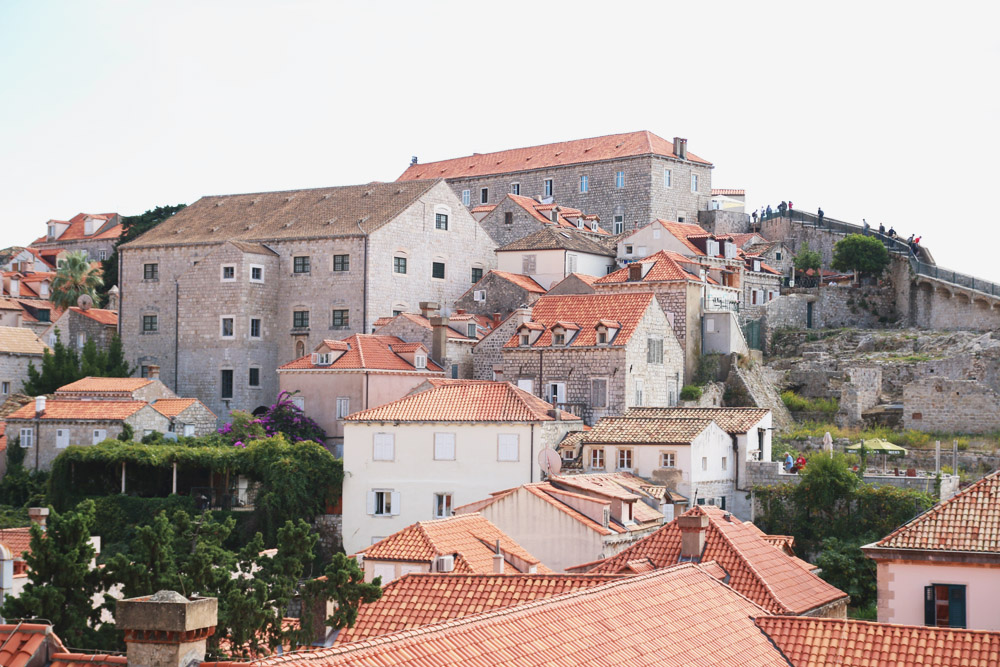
{"left": 863, "top": 219, "right": 870, "bottom": 236}
{"left": 879, "top": 222, "right": 885, "bottom": 237}
{"left": 752, "top": 210, "right": 758, "bottom": 224}
{"left": 817, "top": 207, "right": 825, "bottom": 227}
{"left": 778, "top": 201, "right": 787, "bottom": 215}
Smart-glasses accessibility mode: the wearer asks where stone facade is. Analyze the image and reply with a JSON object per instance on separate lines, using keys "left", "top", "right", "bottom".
{"left": 472, "top": 308, "right": 531, "bottom": 381}
{"left": 168, "top": 402, "right": 218, "bottom": 437}
{"left": 374, "top": 314, "right": 475, "bottom": 379}
{"left": 696, "top": 209, "right": 750, "bottom": 236}
{"left": 44, "top": 307, "right": 117, "bottom": 355}
{"left": 745, "top": 461, "right": 960, "bottom": 501}
{"left": 741, "top": 269, "right": 783, "bottom": 320}
{"left": 546, "top": 274, "right": 597, "bottom": 295}
{"left": 453, "top": 271, "right": 542, "bottom": 319}
{"left": 30, "top": 213, "right": 122, "bottom": 263}
{"left": 0, "top": 351, "right": 44, "bottom": 399}
{"left": 761, "top": 286, "right": 898, "bottom": 347}
{"left": 837, "top": 367, "right": 882, "bottom": 428}
{"left": 903, "top": 378, "right": 1000, "bottom": 433}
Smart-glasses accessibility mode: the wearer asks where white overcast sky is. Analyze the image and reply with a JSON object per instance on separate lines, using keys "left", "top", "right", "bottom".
{"left": 1, "top": 1, "right": 997, "bottom": 279}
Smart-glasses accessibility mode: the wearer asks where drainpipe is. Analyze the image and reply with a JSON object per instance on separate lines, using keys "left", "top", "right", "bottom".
{"left": 174, "top": 280, "right": 180, "bottom": 392}
{"left": 358, "top": 222, "right": 368, "bottom": 333}
{"left": 537, "top": 350, "right": 543, "bottom": 398}
{"left": 530, "top": 423, "right": 535, "bottom": 483}
{"left": 732, "top": 434, "right": 740, "bottom": 491}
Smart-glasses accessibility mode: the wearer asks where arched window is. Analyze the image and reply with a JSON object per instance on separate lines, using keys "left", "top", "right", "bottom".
{"left": 295, "top": 340, "right": 305, "bottom": 358}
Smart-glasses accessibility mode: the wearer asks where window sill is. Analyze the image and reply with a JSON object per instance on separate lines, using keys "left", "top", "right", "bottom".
{"left": 249, "top": 385, "right": 262, "bottom": 390}
{"left": 290, "top": 272, "right": 311, "bottom": 277}
{"left": 220, "top": 336, "right": 236, "bottom": 341}
{"left": 329, "top": 326, "right": 350, "bottom": 330}
{"left": 141, "top": 331, "right": 159, "bottom": 335}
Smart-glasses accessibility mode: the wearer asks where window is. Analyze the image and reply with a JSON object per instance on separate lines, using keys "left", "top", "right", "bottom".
{"left": 543, "top": 179, "right": 553, "bottom": 197}
{"left": 40, "top": 283, "right": 49, "bottom": 297}
{"left": 647, "top": 338, "right": 664, "bottom": 364}
{"left": 293, "top": 256, "right": 310, "bottom": 273}
{"left": 394, "top": 256, "right": 407, "bottom": 274}
{"left": 625, "top": 244, "right": 633, "bottom": 255}
{"left": 547, "top": 382, "right": 566, "bottom": 404}
{"left": 373, "top": 433, "right": 395, "bottom": 460}
{"left": 590, "top": 448, "right": 605, "bottom": 469}
{"left": 567, "top": 254, "right": 577, "bottom": 273}
{"left": 925, "top": 584, "right": 966, "bottom": 628}
{"left": 498, "top": 434, "right": 519, "bottom": 461}
{"left": 36, "top": 309, "right": 50, "bottom": 323}
{"left": 143, "top": 315, "right": 158, "bottom": 332}
{"left": 504, "top": 211, "right": 513, "bottom": 225}
{"left": 92, "top": 429, "right": 107, "bottom": 445}
{"left": 55, "top": 429, "right": 69, "bottom": 449}
{"left": 462, "top": 189, "right": 471, "bottom": 206}
{"left": 480, "top": 187, "right": 489, "bottom": 204}
{"left": 336, "top": 397, "right": 350, "bottom": 419}
{"left": 702, "top": 456, "right": 708, "bottom": 471}
{"left": 221, "top": 265, "right": 236, "bottom": 281}
{"left": 691, "top": 174, "right": 699, "bottom": 192}
{"left": 434, "top": 493, "right": 453, "bottom": 518}
{"left": 333, "top": 254, "right": 350, "bottom": 271}
{"left": 467, "top": 323, "right": 477, "bottom": 338}
{"left": 293, "top": 311, "right": 309, "bottom": 328}
{"left": 291, "top": 395, "right": 305, "bottom": 410}
{"left": 617, "top": 448, "right": 633, "bottom": 470}
{"left": 434, "top": 432, "right": 456, "bottom": 460}
{"left": 435, "top": 213, "right": 449, "bottom": 230}
{"left": 520, "top": 334, "right": 530, "bottom": 346}
{"left": 220, "top": 317, "right": 235, "bottom": 338}
{"left": 510, "top": 183, "right": 520, "bottom": 195}
{"left": 776, "top": 251, "right": 782, "bottom": 261}
{"left": 415, "top": 354, "right": 426, "bottom": 369}
{"left": 616, "top": 171, "right": 625, "bottom": 188}
{"left": 580, "top": 175, "right": 589, "bottom": 193}
{"left": 249, "top": 367, "right": 260, "bottom": 387}
{"left": 664, "top": 169, "right": 672, "bottom": 188}
{"left": 471, "top": 268, "right": 484, "bottom": 285}
{"left": 634, "top": 378, "right": 644, "bottom": 406}
{"left": 614, "top": 215, "right": 624, "bottom": 234}
{"left": 221, "top": 370, "right": 234, "bottom": 399}
{"left": 250, "top": 265, "right": 264, "bottom": 282}
{"left": 597, "top": 331, "right": 608, "bottom": 344}
{"left": 183, "top": 424, "right": 195, "bottom": 437}
{"left": 19, "top": 428, "right": 33, "bottom": 448}
{"left": 591, "top": 378, "right": 607, "bottom": 408}
{"left": 661, "top": 452, "right": 676, "bottom": 468}
{"left": 432, "top": 262, "right": 445, "bottom": 280}
{"left": 140, "top": 365, "right": 149, "bottom": 378}
{"left": 250, "top": 318, "right": 261, "bottom": 339}
{"left": 722, "top": 456, "right": 727, "bottom": 471}
{"left": 522, "top": 254, "right": 536, "bottom": 273}
{"left": 76, "top": 332, "right": 86, "bottom": 348}
{"left": 332, "top": 309, "right": 349, "bottom": 327}
{"left": 553, "top": 333, "right": 565, "bottom": 346}
{"left": 144, "top": 263, "right": 158, "bottom": 280}
{"left": 1, "top": 381, "right": 8, "bottom": 394}
{"left": 369, "top": 490, "right": 398, "bottom": 516}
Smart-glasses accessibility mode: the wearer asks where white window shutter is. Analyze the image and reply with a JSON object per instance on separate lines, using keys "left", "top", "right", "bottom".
{"left": 498, "top": 434, "right": 519, "bottom": 461}
{"left": 374, "top": 433, "right": 395, "bottom": 460}
{"left": 435, "top": 433, "right": 456, "bottom": 460}
{"left": 367, "top": 491, "right": 376, "bottom": 515}
{"left": 390, "top": 491, "right": 401, "bottom": 515}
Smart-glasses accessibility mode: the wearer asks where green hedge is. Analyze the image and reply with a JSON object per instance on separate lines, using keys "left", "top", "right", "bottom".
{"left": 680, "top": 385, "right": 703, "bottom": 401}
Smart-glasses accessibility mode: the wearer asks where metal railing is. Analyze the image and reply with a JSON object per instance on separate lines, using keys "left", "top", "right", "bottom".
{"left": 910, "top": 256, "right": 1000, "bottom": 297}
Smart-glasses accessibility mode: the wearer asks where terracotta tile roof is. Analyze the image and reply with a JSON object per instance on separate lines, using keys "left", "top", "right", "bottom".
{"left": 657, "top": 220, "right": 715, "bottom": 255}
{"left": 397, "top": 131, "right": 712, "bottom": 182}
{"left": 0, "top": 623, "right": 66, "bottom": 667}
{"left": 622, "top": 407, "right": 771, "bottom": 434}
{"left": 6, "top": 400, "right": 148, "bottom": 421}
{"left": 497, "top": 226, "right": 615, "bottom": 256}
{"left": 377, "top": 312, "right": 473, "bottom": 340}
{"left": 152, "top": 398, "right": 215, "bottom": 419}
{"left": 71, "top": 307, "right": 118, "bottom": 326}
{"left": 50, "top": 653, "right": 128, "bottom": 667}
{"left": 565, "top": 272, "right": 598, "bottom": 286}
{"left": 503, "top": 292, "right": 656, "bottom": 349}
{"left": 0, "top": 526, "right": 33, "bottom": 558}
{"left": 31, "top": 213, "right": 121, "bottom": 244}
{"left": 503, "top": 194, "right": 609, "bottom": 235}
{"left": 361, "top": 514, "right": 550, "bottom": 575}
{"left": 712, "top": 188, "right": 745, "bottom": 196}
{"left": 0, "top": 326, "right": 49, "bottom": 355}
{"left": 623, "top": 557, "right": 656, "bottom": 573}
{"left": 55, "top": 377, "right": 153, "bottom": 394}
{"left": 585, "top": 506, "right": 847, "bottom": 615}
{"left": 0, "top": 298, "right": 23, "bottom": 311}
{"left": 469, "top": 204, "right": 496, "bottom": 214}
{"left": 344, "top": 380, "right": 577, "bottom": 422}
{"left": 335, "top": 572, "right": 621, "bottom": 643}
{"left": 596, "top": 250, "right": 701, "bottom": 284}
{"left": 278, "top": 334, "right": 445, "bottom": 372}
{"left": 747, "top": 241, "right": 779, "bottom": 256}
{"left": 253, "top": 564, "right": 788, "bottom": 667}
{"left": 871, "top": 469, "right": 1000, "bottom": 553}
{"left": 486, "top": 270, "right": 546, "bottom": 293}
{"left": 119, "top": 181, "right": 440, "bottom": 248}
{"left": 581, "top": 416, "right": 714, "bottom": 445}
{"left": 371, "top": 316, "right": 393, "bottom": 327}
{"left": 756, "top": 616, "right": 1000, "bottom": 667}
{"left": 730, "top": 232, "right": 767, "bottom": 247}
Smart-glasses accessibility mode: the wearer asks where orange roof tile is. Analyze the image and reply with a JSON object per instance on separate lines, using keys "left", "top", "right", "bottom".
{"left": 0, "top": 326, "right": 49, "bottom": 355}
{"left": 278, "top": 334, "right": 445, "bottom": 372}
{"left": 0, "top": 526, "right": 33, "bottom": 558}
{"left": 596, "top": 250, "right": 704, "bottom": 284}
{"left": 361, "top": 514, "right": 550, "bottom": 575}
{"left": 871, "top": 469, "right": 1000, "bottom": 553}
{"left": 379, "top": 312, "right": 474, "bottom": 340}
{"left": 503, "top": 292, "right": 656, "bottom": 349}
{"left": 55, "top": 377, "right": 153, "bottom": 394}
{"left": 397, "top": 131, "right": 712, "bottom": 182}
{"left": 50, "top": 653, "right": 128, "bottom": 667}
{"left": 712, "top": 188, "right": 746, "bottom": 196}
{"left": 251, "top": 564, "right": 788, "bottom": 667}
{"left": 32, "top": 213, "right": 121, "bottom": 245}
{"left": 581, "top": 416, "right": 715, "bottom": 445}
{"left": 503, "top": 194, "right": 608, "bottom": 234}
{"left": 487, "top": 270, "right": 547, "bottom": 294}
{"left": 344, "top": 380, "right": 578, "bottom": 422}
{"left": 756, "top": 616, "right": 1000, "bottom": 667}
{"left": 0, "top": 624, "right": 66, "bottom": 667}
{"left": 151, "top": 398, "right": 215, "bottom": 419}
{"left": 622, "top": 407, "right": 771, "bottom": 434}
{"left": 584, "top": 506, "right": 847, "bottom": 615}
{"left": 71, "top": 307, "right": 118, "bottom": 326}
{"left": 6, "top": 400, "right": 148, "bottom": 421}
{"left": 335, "top": 572, "right": 621, "bottom": 643}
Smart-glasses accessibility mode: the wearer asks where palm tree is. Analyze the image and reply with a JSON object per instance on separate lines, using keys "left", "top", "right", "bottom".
{"left": 50, "top": 251, "right": 103, "bottom": 309}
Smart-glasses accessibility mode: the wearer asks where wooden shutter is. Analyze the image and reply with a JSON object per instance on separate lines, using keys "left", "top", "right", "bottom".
{"left": 434, "top": 433, "right": 456, "bottom": 460}
{"left": 924, "top": 585, "right": 935, "bottom": 626}
{"left": 390, "top": 491, "right": 401, "bottom": 516}
{"left": 950, "top": 586, "right": 966, "bottom": 628}
{"left": 367, "top": 491, "right": 376, "bottom": 515}
{"left": 373, "top": 433, "right": 395, "bottom": 460}
{"left": 498, "top": 434, "right": 519, "bottom": 461}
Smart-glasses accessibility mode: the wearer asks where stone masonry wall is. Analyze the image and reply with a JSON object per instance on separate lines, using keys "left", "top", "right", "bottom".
{"left": 477, "top": 196, "right": 554, "bottom": 247}
{"left": 472, "top": 308, "right": 530, "bottom": 381}
{"left": 0, "top": 352, "right": 44, "bottom": 397}
{"left": 837, "top": 367, "right": 882, "bottom": 427}
{"left": 697, "top": 209, "right": 749, "bottom": 235}
{"left": 52, "top": 311, "right": 116, "bottom": 355}
{"left": 745, "top": 461, "right": 959, "bottom": 501}
{"left": 453, "top": 272, "right": 539, "bottom": 319}
{"left": 903, "top": 378, "right": 1000, "bottom": 433}
{"left": 761, "top": 286, "right": 897, "bottom": 350}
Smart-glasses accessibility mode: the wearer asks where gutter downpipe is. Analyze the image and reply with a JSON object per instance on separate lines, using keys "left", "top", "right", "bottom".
{"left": 175, "top": 280, "right": 180, "bottom": 392}
{"left": 530, "top": 423, "right": 535, "bottom": 483}
{"left": 358, "top": 222, "right": 368, "bottom": 333}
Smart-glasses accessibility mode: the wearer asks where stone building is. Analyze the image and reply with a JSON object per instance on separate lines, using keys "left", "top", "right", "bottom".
{"left": 740, "top": 254, "right": 783, "bottom": 319}
{"left": 745, "top": 239, "right": 794, "bottom": 277}
{"left": 472, "top": 308, "right": 532, "bottom": 381}
{"left": 496, "top": 226, "right": 616, "bottom": 290}
{"left": 472, "top": 193, "right": 607, "bottom": 247}
{"left": 0, "top": 326, "right": 49, "bottom": 399}
{"left": 398, "top": 131, "right": 714, "bottom": 234}
{"left": 546, "top": 272, "right": 598, "bottom": 295}
{"left": 29, "top": 212, "right": 122, "bottom": 262}
{"left": 373, "top": 306, "right": 485, "bottom": 379}
{"left": 118, "top": 180, "right": 496, "bottom": 419}
{"left": 54, "top": 375, "right": 177, "bottom": 402}
{"left": 42, "top": 305, "right": 118, "bottom": 354}
{"left": 500, "top": 292, "right": 684, "bottom": 425}
{"left": 453, "top": 270, "right": 545, "bottom": 320}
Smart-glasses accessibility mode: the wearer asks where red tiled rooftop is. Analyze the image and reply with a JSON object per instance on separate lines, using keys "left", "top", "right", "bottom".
{"left": 0, "top": 624, "right": 66, "bottom": 667}
{"left": 278, "top": 334, "right": 445, "bottom": 373}
{"left": 71, "top": 306, "right": 118, "bottom": 326}
{"left": 32, "top": 213, "right": 121, "bottom": 245}
{"left": 712, "top": 188, "right": 746, "bottom": 196}
{"left": 152, "top": 398, "right": 214, "bottom": 419}
{"left": 50, "top": 653, "right": 128, "bottom": 667}
{"left": 55, "top": 377, "right": 153, "bottom": 394}
{"left": 0, "top": 526, "right": 33, "bottom": 558}
{"left": 7, "top": 400, "right": 148, "bottom": 421}
{"left": 488, "top": 270, "right": 546, "bottom": 294}
{"left": 622, "top": 407, "right": 771, "bottom": 434}
{"left": 503, "top": 292, "right": 656, "bottom": 349}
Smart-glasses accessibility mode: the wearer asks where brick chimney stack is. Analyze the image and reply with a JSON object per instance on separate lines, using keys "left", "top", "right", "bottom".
{"left": 148, "top": 365, "right": 161, "bottom": 380}
{"left": 117, "top": 591, "right": 217, "bottom": 667}
{"left": 678, "top": 512, "right": 709, "bottom": 561}
{"left": 27, "top": 507, "right": 49, "bottom": 531}
{"left": 673, "top": 137, "right": 688, "bottom": 161}
{"left": 429, "top": 315, "right": 450, "bottom": 369}
{"left": 419, "top": 301, "right": 440, "bottom": 320}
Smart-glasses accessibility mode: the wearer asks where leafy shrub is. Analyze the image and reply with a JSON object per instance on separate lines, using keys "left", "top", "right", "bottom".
{"left": 781, "top": 391, "right": 839, "bottom": 414}
{"left": 693, "top": 354, "right": 722, "bottom": 385}
{"left": 680, "top": 385, "right": 703, "bottom": 401}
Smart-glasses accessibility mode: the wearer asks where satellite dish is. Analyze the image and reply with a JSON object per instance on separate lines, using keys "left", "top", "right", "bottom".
{"left": 77, "top": 294, "right": 93, "bottom": 311}
{"left": 537, "top": 448, "right": 562, "bottom": 476}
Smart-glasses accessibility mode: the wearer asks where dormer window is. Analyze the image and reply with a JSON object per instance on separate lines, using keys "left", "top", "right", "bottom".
{"left": 553, "top": 333, "right": 565, "bottom": 346}
{"left": 467, "top": 323, "right": 477, "bottom": 338}
{"left": 597, "top": 331, "right": 608, "bottom": 344}
{"left": 706, "top": 239, "right": 720, "bottom": 256}
{"left": 312, "top": 352, "right": 333, "bottom": 366}
{"left": 520, "top": 334, "right": 530, "bottom": 346}
{"left": 47, "top": 224, "right": 55, "bottom": 239}
{"left": 753, "top": 259, "right": 761, "bottom": 272}
{"left": 415, "top": 354, "right": 427, "bottom": 369}
{"left": 628, "top": 264, "right": 643, "bottom": 281}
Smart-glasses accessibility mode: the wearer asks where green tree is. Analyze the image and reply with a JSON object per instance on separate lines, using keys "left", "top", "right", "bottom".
{"left": 1, "top": 501, "right": 105, "bottom": 649}
{"left": 302, "top": 553, "right": 382, "bottom": 634}
{"left": 50, "top": 251, "right": 103, "bottom": 310}
{"left": 832, "top": 234, "right": 890, "bottom": 279}
{"left": 100, "top": 204, "right": 185, "bottom": 295}
{"left": 815, "top": 536, "right": 878, "bottom": 608}
{"left": 793, "top": 242, "right": 821, "bottom": 281}
{"left": 23, "top": 332, "right": 133, "bottom": 395}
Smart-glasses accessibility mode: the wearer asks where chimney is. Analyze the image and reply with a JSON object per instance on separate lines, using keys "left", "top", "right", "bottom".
{"left": 419, "top": 301, "right": 440, "bottom": 319}
{"left": 27, "top": 507, "right": 49, "bottom": 530}
{"left": 678, "top": 512, "right": 709, "bottom": 560}
{"left": 550, "top": 207, "right": 559, "bottom": 222}
{"left": 430, "top": 315, "right": 449, "bottom": 367}
{"left": 10, "top": 278, "right": 18, "bottom": 297}
{"left": 117, "top": 591, "right": 218, "bottom": 667}
{"left": 148, "top": 365, "right": 161, "bottom": 380}
{"left": 493, "top": 313, "right": 502, "bottom": 328}
{"left": 411, "top": 156, "right": 418, "bottom": 165}
{"left": 35, "top": 396, "right": 46, "bottom": 415}
{"left": 107, "top": 285, "right": 120, "bottom": 311}
{"left": 493, "top": 539, "right": 504, "bottom": 574}
{"left": 673, "top": 137, "right": 688, "bottom": 160}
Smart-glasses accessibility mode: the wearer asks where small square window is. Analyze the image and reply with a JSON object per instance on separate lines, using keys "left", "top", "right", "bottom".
{"left": 372, "top": 490, "right": 395, "bottom": 516}
{"left": 293, "top": 256, "right": 311, "bottom": 274}
{"left": 434, "top": 432, "right": 456, "bottom": 460}
{"left": 661, "top": 452, "right": 676, "bottom": 467}
{"left": 435, "top": 213, "right": 449, "bottom": 230}
{"left": 394, "top": 256, "right": 407, "bottom": 274}
{"left": 504, "top": 211, "right": 513, "bottom": 225}
{"left": 332, "top": 309, "right": 349, "bottom": 327}
{"left": 590, "top": 448, "right": 605, "bottom": 469}
{"left": 617, "top": 448, "right": 632, "bottom": 470}
{"left": 221, "top": 265, "right": 236, "bottom": 281}
{"left": 144, "top": 263, "right": 159, "bottom": 280}
{"left": 333, "top": 254, "right": 350, "bottom": 272}
{"left": 543, "top": 179, "right": 553, "bottom": 197}
{"left": 553, "top": 333, "right": 565, "bottom": 346}
{"left": 520, "top": 334, "right": 530, "bottom": 346}
{"left": 498, "top": 434, "right": 519, "bottom": 461}
{"left": 432, "top": 262, "right": 445, "bottom": 280}
{"left": 143, "top": 315, "right": 158, "bottom": 332}
{"left": 221, "top": 369, "right": 234, "bottom": 399}
{"left": 510, "top": 183, "right": 520, "bottom": 195}
{"left": 374, "top": 433, "right": 395, "bottom": 461}
{"left": 293, "top": 311, "right": 309, "bottom": 328}
{"left": 250, "top": 318, "right": 261, "bottom": 338}
{"left": 580, "top": 175, "right": 589, "bottom": 193}
{"left": 249, "top": 367, "right": 261, "bottom": 387}
{"left": 616, "top": 171, "right": 625, "bottom": 188}
{"left": 250, "top": 265, "right": 264, "bottom": 282}
{"left": 462, "top": 190, "right": 471, "bottom": 206}
{"left": 480, "top": 187, "right": 489, "bottom": 204}
{"left": 221, "top": 317, "right": 234, "bottom": 338}
{"left": 434, "top": 492, "right": 453, "bottom": 518}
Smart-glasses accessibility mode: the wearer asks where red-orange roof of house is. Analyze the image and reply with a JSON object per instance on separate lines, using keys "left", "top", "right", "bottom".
{"left": 56, "top": 377, "right": 153, "bottom": 393}
{"left": 50, "top": 653, "right": 128, "bottom": 667}
{"left": 377, "top": 312, "right": 476, "bottom": 340}
{"left": 503, "top": 292, "right": 656, "bottom": 348}
{"left": 712, "top": 188, "right": 745, "bottom": 196}
{"left": 756, "top": 616, "right": 1000, "bottom": 667}
{"left": 6, "top": 400, "right": 149, "bottom": 421}
{"left": 336, "top": 572, "right": 621, "bottom": 644}
{"left": 32, "top": 213, "right": 121, "bottom": 244}
{"left": 152, "top": 398, "right": 215, "bottom": 419}
{"left": 596, "top": 249, "right": 705, "bottom": 284}
{"left": 0, "top": 526, "right": 33, "bottom": 559}
{"left": 72, "top": 306, "right": 118, "bottom": 326}
{"left": 0, "top": 624, "right": 66, "bottom": 667}
{"left": 488, "top": 270, "right": 547, "bottom": 294}
{"left": 278, "top": 334, "right": 445, "bottom": 372}
{"left": 397, "top": 131, "right": 712, "bottom": 182}
{"left": 345, "top": 380, "right": 577, "bottom": 422}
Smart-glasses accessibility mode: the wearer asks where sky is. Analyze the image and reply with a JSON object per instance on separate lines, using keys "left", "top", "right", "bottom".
{"left": 1, "top": 1, "right": 997, "bottom": 278}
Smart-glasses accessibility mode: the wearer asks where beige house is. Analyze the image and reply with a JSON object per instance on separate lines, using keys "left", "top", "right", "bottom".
{"left": 277, "top": 334, "right": 445, "bottom": 450}
{"left": 373, "top": 306, "right": 485, "bottom": 379}
{"left": 863, "top": 470, "right": 1000, "bottom": 630}
{"left": 496, "top": 226, "right": 616, "bottom": 290}
{"left": 29, "top": 212, "right": 122, "bottom": 262}
{"left": 0, "top": 326, "right": 49, "bottom": 399}
{"left": 341, "top": 379, "right": 582, "bottom": 554}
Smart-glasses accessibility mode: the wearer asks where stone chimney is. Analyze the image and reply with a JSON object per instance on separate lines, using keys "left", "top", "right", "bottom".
{"left": 419, "top": 301, "right": 440, "bottom": 320}
{"left": 550, "top": 207, "right": 560, "bottom": 222}
{"left": 148, "top": 365, "right": 161, "bottom": 380}
{"left": 107, "top": 285, "right": 120, "bottom": 311}
{"left": 678, "top": 512, "right": 709, "bottom": 560}
{"left": 673, "top": 137, "right": 688, "bottom": 160}
{"left": 492, "top": 539, "right": 504, "bottom": 574}
{"left": 117, "top": 591, "right": 218, "bottom": 667}
{"left": 35, "top": 396, "right": 45, "bottom": 415}
{"left": 27, "top": 507, "right": 49, "bottom": 531}
{"left": 10, "top": 277, "right": 19, "bottom": 297}
{"left": 430, "top": 315, "right": 449, "bottom": 368}
{"left": 493, "top": 313, "right": 502, "bottom": 328}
